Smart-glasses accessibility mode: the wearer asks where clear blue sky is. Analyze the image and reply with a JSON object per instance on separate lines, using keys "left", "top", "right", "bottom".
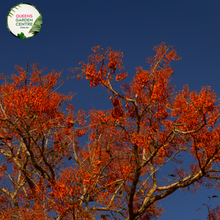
{"left": 1, "top": 1, "right": 220, "bottom": 219}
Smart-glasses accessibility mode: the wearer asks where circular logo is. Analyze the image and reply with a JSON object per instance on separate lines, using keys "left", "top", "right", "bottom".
{"left": 6, "top": 3, "right": 42, "bottom": 39}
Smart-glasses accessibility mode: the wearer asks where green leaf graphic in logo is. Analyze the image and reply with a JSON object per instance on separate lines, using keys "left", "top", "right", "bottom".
{"left": 17, "top": 32, "right": 27, "bottom": 39}
{"left": 29, "top": 15, "right": 42, "bottom": 35}
{"left": 7, "top": 4, "right": 21, "bottom": 18}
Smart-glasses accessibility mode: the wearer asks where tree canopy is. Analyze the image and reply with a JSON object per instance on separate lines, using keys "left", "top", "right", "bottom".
{"left": 0, "top": 43, "right": 219, "bottom": 219}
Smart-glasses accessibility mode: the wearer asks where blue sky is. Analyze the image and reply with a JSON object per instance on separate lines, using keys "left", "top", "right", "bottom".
{"left": 1, "top": 0, "right": 220, "bottom": 219}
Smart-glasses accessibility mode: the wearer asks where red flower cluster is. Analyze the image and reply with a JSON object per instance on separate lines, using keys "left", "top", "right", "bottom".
{"left": 110, "top": 96, "right": 123, "bottom": 119}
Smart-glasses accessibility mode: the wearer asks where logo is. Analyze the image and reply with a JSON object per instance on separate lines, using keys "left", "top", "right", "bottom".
{"left": 6, "top": 3, "right": 42, "bottom": 39}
